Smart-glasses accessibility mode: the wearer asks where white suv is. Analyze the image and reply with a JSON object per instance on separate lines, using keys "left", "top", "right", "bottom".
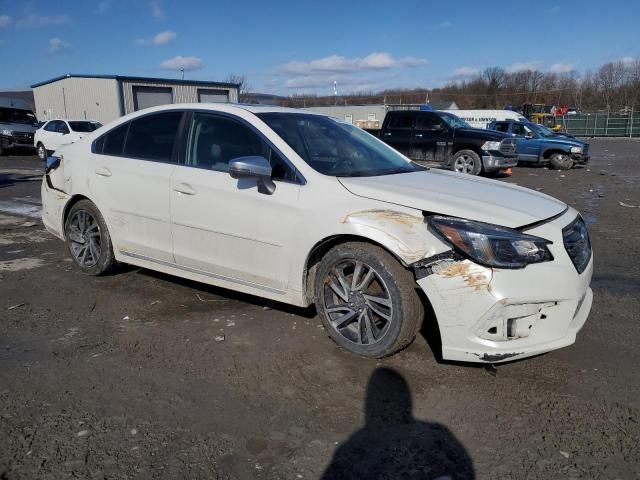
{"left": 35, "top": 119, "right": 102, "bottom": 160}
{"left": 41, "top": 104, "right": 593, "bottom": 362}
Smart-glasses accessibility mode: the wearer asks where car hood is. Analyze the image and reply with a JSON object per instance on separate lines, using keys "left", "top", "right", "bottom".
{"left": 0, "top": 122, "right": 36, "bottom": 133}
{"left": 455, "top": 127, "right": 508, "bottom": 141}
{"left": 338, "top": 169, "right": 567, "bottom": 228}
{"left": 542, "top": 136, "right": 587, "bottom": 147}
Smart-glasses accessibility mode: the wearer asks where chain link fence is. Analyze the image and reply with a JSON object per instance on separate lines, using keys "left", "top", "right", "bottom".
{"left": 555, "top": 111, "right": 640, "bottom": 137}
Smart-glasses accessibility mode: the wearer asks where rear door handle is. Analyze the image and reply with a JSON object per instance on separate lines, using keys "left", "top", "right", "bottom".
{"left": 414, "top": 134, "right": 423, "bottom": 138}
{"left": 95, "top": 167, "right": 112, "bottom": 177}
{"left": 384, "top": 132, "right": 392, "bottom": 136}
{"left": 173, "top": 183, "right": 196, "bottom": 195}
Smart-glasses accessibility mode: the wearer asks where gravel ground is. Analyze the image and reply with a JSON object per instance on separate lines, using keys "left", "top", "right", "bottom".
{"left": 1, "top": 138, "right": 639, "bottom": 479}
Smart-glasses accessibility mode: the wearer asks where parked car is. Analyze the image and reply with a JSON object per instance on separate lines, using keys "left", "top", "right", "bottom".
{"left": 42, "top": 104, "right": 593, "bottom": 363}
{"left": 370, "top": 110, "right": 518, "bottom": 175}
{"left": 488, "top": 120, "right": 589, "bottom": 170}
{"left": 0, "top": 97, "right": 38, "bottom": 156}
{"left": 35, "top": 119, "right": 103, "bottom": 160}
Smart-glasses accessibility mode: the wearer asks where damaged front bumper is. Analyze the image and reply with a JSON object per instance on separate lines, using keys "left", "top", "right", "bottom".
{"left": 413, "top": 210, "right": 593, "bottom": 363}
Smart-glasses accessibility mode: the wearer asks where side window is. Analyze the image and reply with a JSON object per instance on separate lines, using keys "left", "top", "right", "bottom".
{"left": 186, "top": 113, "right": 296, "bottom": 182}
{"left": 123, "top": 111, "right": 183, "bottom": 162}
{"left": 387, "top": 113, "right": 414, "bottom": 130}
{"left": 58, "top": 122, "right": 70, "bottom": 134}
{"left": 44, "top": 121, "right": 58, "bottom": 132}
{"left": 512, "top": 123, "right": 525, "bottom": 136}
{"left": 494, "top": 122, "right": 509, "bottom": 133}
{"left": 415, "top": 113, "right": 446, "bottom": 131}
{"left": 102, "top": 122, "right": 129, "bottom": 156}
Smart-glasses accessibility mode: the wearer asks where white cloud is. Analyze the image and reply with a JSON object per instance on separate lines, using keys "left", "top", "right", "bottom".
{"left": 440, "top": 21, "right": 452, "bottom": 27}
{"left": 150, "top": 1, "right": 164, "bottom": 19}
{"left": 550, "top": 62, "right": 575, "bottom": 73}
{"left": 449, "top": 66, "right": 480, "bottom": 79}
{"left": 16, "top": 14, "right": 70, "bottom": 28}
{"left": 0, "top": 14, "right": 11, "bottom": 28}
{"left": 506, "top": 61, "right": 542, "bottom": 73}
{"left": 48, "top": 37, "right": 71, "bottom": 54}
{"left": 160, "top": 55, "right": 202, "bottom": 71}
{"left": 136, "top": 30, "right": 176, "bottom": 45}
{"left": 97, "top": 0, "right": 111, "bottom": 15}
{"left": 620, "top": 56, "right": 637, "bottom": 65}
{"left": 281, "top": 52, "right": 427, "bottom": 76}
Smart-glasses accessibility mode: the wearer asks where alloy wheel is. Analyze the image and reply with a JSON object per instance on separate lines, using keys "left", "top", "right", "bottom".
{"left": 68, "top": 210, "right": 102, "bottom": 267}
{"left": 322, "top": 259, "right": 393, "bottom": 345}
{"left": 454, "top": 155, "right": 476, "bottom": 174}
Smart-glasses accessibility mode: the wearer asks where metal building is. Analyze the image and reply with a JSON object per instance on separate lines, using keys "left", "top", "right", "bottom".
{"left": 31, "top": 74, "right": 240, "bottom": 125}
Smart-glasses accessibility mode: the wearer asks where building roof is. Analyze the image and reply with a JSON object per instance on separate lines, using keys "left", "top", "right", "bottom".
{"left": 31, "top": 73, "right": 239, "bottom": 89}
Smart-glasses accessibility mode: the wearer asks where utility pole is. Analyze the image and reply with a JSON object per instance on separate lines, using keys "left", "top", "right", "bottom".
{"left": 180, "top": 68, "right": 185, "bottom": 80}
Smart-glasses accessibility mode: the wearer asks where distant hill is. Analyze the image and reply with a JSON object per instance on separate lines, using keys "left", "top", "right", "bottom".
{"left": 0, "top": 90, "right": 35, "bottom": 110}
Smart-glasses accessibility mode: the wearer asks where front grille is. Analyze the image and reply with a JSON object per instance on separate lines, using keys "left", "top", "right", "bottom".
{"left": 11, "top": 131, "right": 34, "bottom": 143}
{"left": 563, "top": 216, "right": 591, "bottom": 273}
{"left": 499, "top": 138, "right": 517, "bottom": 155}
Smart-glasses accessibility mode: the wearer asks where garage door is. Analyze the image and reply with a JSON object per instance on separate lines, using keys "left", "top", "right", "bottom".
{"left": 198, "top": 89, "right": 229, "bottom": 103}
{"left": 132, "top": 86, "right": 173, "bottom": 111}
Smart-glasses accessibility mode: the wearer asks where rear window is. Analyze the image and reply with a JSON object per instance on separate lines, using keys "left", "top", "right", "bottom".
{"left": 387, "top": 113, "right": 414, "bottom": 130}
{"left": 102, "top": 122, "right": 129, "bottom": 156}
{"left": 69, "top": 121, "right": 101, "bottom": 132}
{"left": 494, "top": 122, "right": 509, "bottom": 133}
{"left": 123, "top": 112, "right": 182, "bottom": 162}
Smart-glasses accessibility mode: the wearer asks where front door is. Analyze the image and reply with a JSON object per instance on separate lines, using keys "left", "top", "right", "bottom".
{"left": 381, "top": 112, "right": 414, "bottom": 158}
{"left": 170, "top": 112, "right": 300, "bottom": 292}
{"left": 89, "top": 111, "right": 183, "bottom": 262}
{"left": 42, "top": 120, "right": 66, "bottom": 151}
{"left": 411, "top": 112, "right": 451, "bottom": 164}
{"left": 512, "top": 123, "right": 541, "bottom": 162}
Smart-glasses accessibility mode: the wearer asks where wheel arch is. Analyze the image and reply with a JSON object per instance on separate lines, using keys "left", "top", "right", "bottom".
{"left": 61, "top": 194, "right": 94, "bottom": 238}
{"left": 542, "top": 148, "right": 569, "bottom": 159}
{"left": 302, "top": 234, "right": 413, "bottom": 306}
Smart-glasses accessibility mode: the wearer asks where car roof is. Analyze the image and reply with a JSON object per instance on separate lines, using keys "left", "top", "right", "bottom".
{"left": 124, "top": 103, "right": 322, "bottom": 117}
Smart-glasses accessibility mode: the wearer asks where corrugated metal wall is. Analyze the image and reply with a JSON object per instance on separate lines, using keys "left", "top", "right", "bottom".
{"left": 32, "top": 77, "right": 121, "bottom": 124}
{"left": 120, "top": 79, "right": 239, "bottom": 114}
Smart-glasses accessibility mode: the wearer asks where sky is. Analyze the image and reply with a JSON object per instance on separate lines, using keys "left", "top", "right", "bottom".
{"left": 0, "top": 0, "right": 639, "bottom": 95}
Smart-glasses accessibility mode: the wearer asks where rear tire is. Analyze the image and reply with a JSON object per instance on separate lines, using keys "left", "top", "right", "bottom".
{"left": 36, "top": 143, "right": 47, "bottom": 161}
{"left": 549, "top": 152, "right": 574, "bottom": 170}
{"left": 314, "top": 242, "right": 424, "bottom": 358}
{"left": 64, "top": 200, "right": 115, "bottom": 275}
{"left": 451, "top": 149, "right": 482, "bottom": 175}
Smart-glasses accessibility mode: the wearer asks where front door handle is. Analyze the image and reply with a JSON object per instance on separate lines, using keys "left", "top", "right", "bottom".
{"left": 173, "top": 183, "right": 196, "bottom": 195}
{"left": 414, "top": 133, "right": 423, "bottom": 138}
{"left": 95, "top": 167, "right": 112, "bottom": 177}
{"left": 384, "top": 132, "right": 392, "bottom": 136}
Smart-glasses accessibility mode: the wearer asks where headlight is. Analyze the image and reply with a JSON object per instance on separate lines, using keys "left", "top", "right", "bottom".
{"left": 481, "top": 141, "right": 501, "bottom": 151}
{"left": 1, "top": 129, "right": 11, "bottom": 136}
{"left": 570, "top": 146, "right": 582, "bottom": 153}
{"left": 429, "top": 216, "right": 553, "bottom": 268}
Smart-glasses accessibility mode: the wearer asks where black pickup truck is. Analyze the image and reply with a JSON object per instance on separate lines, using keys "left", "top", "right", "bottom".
{"left": 368, "top": 110, "right": 518, "bottom": 175}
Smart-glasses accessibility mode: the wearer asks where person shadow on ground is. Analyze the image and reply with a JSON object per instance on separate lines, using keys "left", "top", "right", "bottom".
{"left": 321, "top": 367, "right": 475, "bottom": 480}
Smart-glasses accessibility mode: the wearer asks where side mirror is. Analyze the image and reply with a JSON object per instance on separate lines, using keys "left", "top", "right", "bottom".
{"left": 525, "top": 132, "right": 534, "bottom": 139}
{"left": 228, "top": 156, "right": 275, "bottom": 195}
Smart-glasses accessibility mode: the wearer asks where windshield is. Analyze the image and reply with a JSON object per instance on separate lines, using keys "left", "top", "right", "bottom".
{"left": 256, "top": 113, "right": 425, "bottom": 177}
{"left": 0, "top": 107, "right": 36, "bottom": 125}
{"left": 438, "top": 112, "right": 471, "bottom": 129}
{"left": 69, "top": 121, "right": 102, "bottom": 132}
{"left": 528, "top": 123, "right": 554, "bottom": 137}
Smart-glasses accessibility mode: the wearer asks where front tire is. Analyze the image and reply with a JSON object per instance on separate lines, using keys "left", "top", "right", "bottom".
{"left": 64, "top": 200, "right": 115, "bottom": 275}
{"left": 549, "top": 152, "right": 574, "bottom": 170}
{"left": 314, "top": 242, "right": 423, "bottom": 358}
{"left": 36, "top": 143, "right": 47, "bottom": 161}
{"left": 451, "top": 149, "right": 482, "bottom": 175}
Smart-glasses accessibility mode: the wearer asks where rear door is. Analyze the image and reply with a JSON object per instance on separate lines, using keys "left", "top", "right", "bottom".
{"left": 89, "top": 111, "right": 184, "bottom": 262}
{"left": 380, "top": 112, "right": 414, "bottom": 157}
{"left": 411, "top": 112, "right": 451, "bottom": 164}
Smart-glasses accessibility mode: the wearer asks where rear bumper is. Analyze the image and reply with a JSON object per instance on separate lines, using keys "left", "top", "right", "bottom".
{"left": 41, "top": 176, "right": 70, "bottom": 240}
{"left": 482, "top": 153, "right": 518, "bottom": 172}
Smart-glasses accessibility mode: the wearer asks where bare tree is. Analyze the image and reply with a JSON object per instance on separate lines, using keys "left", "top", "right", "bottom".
{"left": 224, "top": 74, "right": 252, "bottom": 103}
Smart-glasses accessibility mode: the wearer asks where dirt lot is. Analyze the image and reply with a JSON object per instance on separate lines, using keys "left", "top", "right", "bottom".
{"left": 1, "top": 138, "right": 639, "bottom": 479}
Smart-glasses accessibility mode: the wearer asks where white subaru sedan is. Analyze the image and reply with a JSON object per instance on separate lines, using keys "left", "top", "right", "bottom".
{"left": 41, "top": 104, "right": 593, "bottom": 362}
